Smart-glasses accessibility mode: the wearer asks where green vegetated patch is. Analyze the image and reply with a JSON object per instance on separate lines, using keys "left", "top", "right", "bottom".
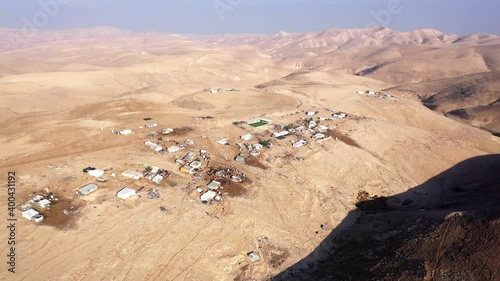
{"left": 249, "top": 121, "right": 268, "bottom": 127}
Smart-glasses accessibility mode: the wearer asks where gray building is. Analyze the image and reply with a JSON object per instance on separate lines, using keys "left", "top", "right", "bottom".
{"left": 76, "top": 183, "right": 98, "bottom": 195}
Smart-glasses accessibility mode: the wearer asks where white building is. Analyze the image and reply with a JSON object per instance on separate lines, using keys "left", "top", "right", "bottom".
{"left": 121, "top": 170, "right": 143, "bottom": 180}
{"left": 38, "top": 199, "right": 52, "bottom": 209}
{"left": 272, "top": 131, "right": 290, "bottom": 138}
{"left": 145, "top": 123, "right": 157, "bottom": 128}
{"left": 306, "top": 111, "right": 317, "bottom": 116}
{"left": 253, "top": 143, "right": 264, "bottom": 150}
{"left": 208, "top": 180, "right": 221, "bottom": 191}
{"left": 356, "top": 90, "right": 365, "bottom": 94}
{"left": 162, "top": 128, "right": 174, "bottom": 135}
{"left": 368, "top": 90, "right": 376, "bottom": 95}
{"left": 240, "top": 134, "right": 253, "bottom": 141}
{"left": 293, "top": 140, "right": 307, "bottom": 148}
{"left": 22, "top": 209, "right": 43, "bottom": 223}
{"left": 30, "top": 195, "right": 44, "bottom": 204}
{"left": 201, "top": 190, "right": 217, "bottom": 202}
{"left": 168, "top": 145, "right": 180, "bottom": 153}
{"left": 145, "top": 141, "right": 163, "bottom": 152}
{"left": 313, "top": 133, "right": 326, "bottom": 140}
{"left": 118, "top": 129, "right": 133, "bottom": 135}
{"left": 152, "top": 174, "right": 163, "bottom": 184}
{"left": 88, "top": 169, "right": 105, "bottom": 178}
{"left": 185, "top": 139, "right": 194, "bottom": 145}
{"left": 189, "top": 160, "right": 202, "bottom": 169}
{"left": 117, "top": 188, "right": 137, "bottom": 200}
{"left": 333, "top": 112, "right": 348, "bottom": 119}
{"left": 317, "top": 125, "right": 329, "bottom": 132}
{"left": 77, "top": 183, "right": 98, "bottom": 195}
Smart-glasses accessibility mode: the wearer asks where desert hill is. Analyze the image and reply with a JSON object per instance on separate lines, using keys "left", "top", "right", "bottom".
{"left": 273, "top": 154, "right": 500, "bottom": 281}
{"left": 201, "top": 27, "right": 500, "bottom": 134}
{"left": 0, "top": 26, "right": 499, "bottom": 281}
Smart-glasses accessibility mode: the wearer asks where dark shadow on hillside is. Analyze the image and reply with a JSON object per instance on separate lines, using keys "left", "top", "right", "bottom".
{"left": 271, "top": 154, "right": 500, "bottom": 281}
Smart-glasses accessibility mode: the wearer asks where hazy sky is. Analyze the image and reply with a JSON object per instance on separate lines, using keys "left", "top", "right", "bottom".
{"left": 1, "top": 0, "right": 499, "bottom": 35}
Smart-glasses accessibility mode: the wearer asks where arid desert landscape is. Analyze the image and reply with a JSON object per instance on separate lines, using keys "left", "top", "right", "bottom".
{"left": 0, "top": 26, "right": 499, "bottom": 280}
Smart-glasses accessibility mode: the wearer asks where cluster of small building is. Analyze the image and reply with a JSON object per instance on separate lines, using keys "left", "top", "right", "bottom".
{"left": 233, "top": 134, "right": 269, "bottom": 162}
{"left": 21, "top": 188, "right": 60, "bottom": 223}
{"left": 144, "top": 138, "right": 194, "bottom": 154}
{"left": 138, "top": 123, "right": 158, "bottom": 129}
{"left": 175, "top": 150, "right": 210, "bottom": 180}
{"left": 266, "top": 109, "right": 351, "bottom": 148}
{"left": 357, "top": 90, "right": 394, "bottom": 99}
{"left": 204, "top": 88, "right": 240, "bottom": 94}
{"left": 356, "top": 90, "right": 378, "bottom": 95}
{"left": 195, "top": 167, "right": 247, "bottom": 204}
{"left": 47, "top": 163, "right": 68, "bottom": 171}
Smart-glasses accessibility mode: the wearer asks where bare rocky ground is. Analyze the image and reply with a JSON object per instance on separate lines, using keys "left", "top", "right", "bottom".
{"left": 273, "top": 154, "right": 500, "bottom": 281}
{"left": 0, "top": 27, "right": 499, "bottom": 280}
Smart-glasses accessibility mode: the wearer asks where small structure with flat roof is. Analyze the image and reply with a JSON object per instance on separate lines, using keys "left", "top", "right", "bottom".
{"left": 117, "top": 188, "right": 137, "bottom": 200}
{"left": 22, "top": 208, "right": 44, "bottom": 223}
{"left": 208, "top": 180, "right": 221, "bottom": 191}
{"left": 77, "top": 183, "right": 98, "bottom": 195}
{"left": 121, "top": 170, "right": 143, "bottom": 180}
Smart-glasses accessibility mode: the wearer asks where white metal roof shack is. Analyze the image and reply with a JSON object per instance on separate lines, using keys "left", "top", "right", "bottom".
{"left": 38, "top": 199, "right": 51, "bottom": 209}
{"left": 116, "top": 188, "right": 137, "bottom": 200}
{"left": 77, "top": 183, "right": 98, "bottom": 195}
{"left": 208, "top": 180, "right": 221, "bottom": 190}
{"left": 272, "top": 131, "right": 290, "bottom": 138}
{"left": 88, "top": 169, "right": 104, "bottom": 177}
{"left": 168, "top": 146, "right": 180, "bottom": 153}
{"left": 118, "top": 129, "right": 133, "bottom": 135}
{"left": 121, "top": 170, "right": 143, "bottom": 180}
{"left": 22, "top": 208, "right": 43, "bottom": 222}
{"left": 240, "top": 134, "right": 253, "bottom": 141}
{"left": 200, "top": 190, "right": 217, "bottom": 202}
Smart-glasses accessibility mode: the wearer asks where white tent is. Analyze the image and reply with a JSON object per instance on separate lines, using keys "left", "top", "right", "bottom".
{"left": 121, "top": 170, "right": 143, "bottom": 180}
{"left": 117, "top": 188, "right": 137, "bottom": 200}
{"left": 88, "top": 169, "right": 104, "bottom": 177}
{"left": 118, "top": 129, "right": 133, "bottom": 135}
{"left": 201, "top": 190, "right": 217, "bottom": 202}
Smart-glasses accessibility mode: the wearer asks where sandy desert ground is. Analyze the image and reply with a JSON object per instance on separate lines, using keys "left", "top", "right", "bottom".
{"left": 0, "top": 27, "right": 499, "bottom": 281}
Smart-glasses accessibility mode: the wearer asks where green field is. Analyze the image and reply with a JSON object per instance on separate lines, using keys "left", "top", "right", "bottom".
{"left": 249, "top": 121, "right": 268, "bottom": 127}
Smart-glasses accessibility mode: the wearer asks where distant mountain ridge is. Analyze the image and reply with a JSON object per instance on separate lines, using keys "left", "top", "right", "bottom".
{"left": 1, "top": 26, "right": 499, "bottom": 134}
{"left": 195, "top": 26, "right": 500, "bottom": 53}
{"left": 2, "top": 26, "right": 500, "bottom": 53}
